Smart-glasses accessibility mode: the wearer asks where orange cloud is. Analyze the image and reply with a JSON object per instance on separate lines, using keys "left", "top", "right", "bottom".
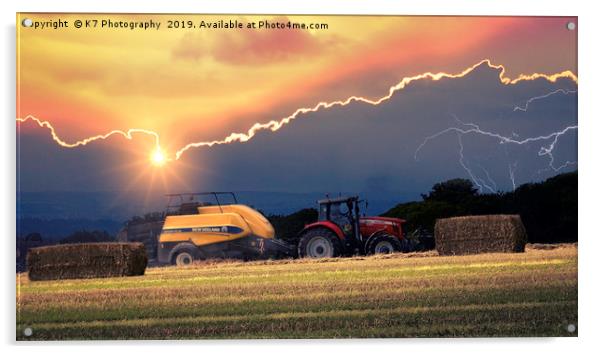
{"left": 17, "top": 14, "right": 577, "bottom": 157}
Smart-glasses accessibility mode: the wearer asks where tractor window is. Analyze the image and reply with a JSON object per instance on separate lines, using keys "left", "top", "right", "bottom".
{"left": 341, "top": 202, "right": 351, "bottom": 215}
{"left": 330, "top": 203, "right": 342, "bottom": 217}
{"left": 331, "top": 203, "right": 352, "bottom": 219}
{"left": 319, "top": 204, "right": 328, "bottom": 220}
{"left": 331, "top": 202, "right": 350, "bottom": 217}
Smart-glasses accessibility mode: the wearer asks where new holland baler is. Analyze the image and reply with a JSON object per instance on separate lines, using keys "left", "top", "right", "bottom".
{"left": 118, "top": 192, "right": 294, "bottom": 265}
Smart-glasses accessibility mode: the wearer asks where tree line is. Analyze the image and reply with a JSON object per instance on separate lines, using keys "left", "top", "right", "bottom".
{"left": 382, "top": 171, "right": 576, "bottom": 243}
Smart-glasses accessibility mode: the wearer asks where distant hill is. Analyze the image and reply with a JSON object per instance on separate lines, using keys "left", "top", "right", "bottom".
{"left": 17, "top": 190, "right": 401, "bottom": 222}
{"left": 17, "top": 218, "right": 124, "bottom": 241}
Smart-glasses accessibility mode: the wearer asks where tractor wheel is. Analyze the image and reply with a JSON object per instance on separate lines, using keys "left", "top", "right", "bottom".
{"left": 297, "top": 228, "right": 342, "bottom": 258}
{"left": 366, "top": 233, "right": 402, "bottom": 255}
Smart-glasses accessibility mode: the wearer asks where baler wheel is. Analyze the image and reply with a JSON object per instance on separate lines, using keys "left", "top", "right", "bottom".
{"left": 174, "top": 251, "right": 194, "bottom": 266}
{"left": 171, "top": 243, "right": 203, "bottom": 266}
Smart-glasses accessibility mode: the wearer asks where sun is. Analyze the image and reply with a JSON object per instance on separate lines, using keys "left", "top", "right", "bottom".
{"left": 150, "top": 148, "right": 167, "bottom": 166}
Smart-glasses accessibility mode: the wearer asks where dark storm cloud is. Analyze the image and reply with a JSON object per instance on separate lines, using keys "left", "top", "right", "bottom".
{"left": 186, "top": 62, "right": 577, "bottom": 196}
{"left": 18, "top": 62, "right": 577, "bottom": 204}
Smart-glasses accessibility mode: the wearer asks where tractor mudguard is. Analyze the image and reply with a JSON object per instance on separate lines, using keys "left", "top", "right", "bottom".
{"left": 301, "top": 221, "right": 345, "bottom": 240}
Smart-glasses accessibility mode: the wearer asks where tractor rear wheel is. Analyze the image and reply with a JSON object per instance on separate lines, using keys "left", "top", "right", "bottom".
{"left": 298, "top": 228, "right": 342, "bottom": 258}
{"left": 366, "top": 233, "right": 402, "bottom": 255}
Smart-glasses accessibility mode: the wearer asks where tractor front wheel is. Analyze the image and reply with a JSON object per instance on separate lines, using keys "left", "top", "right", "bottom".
{"left": 297, "top": 228, "right": 342, "bottom": 258}
{"left": 366, "top": 233, "right": 402, "bottom": 255}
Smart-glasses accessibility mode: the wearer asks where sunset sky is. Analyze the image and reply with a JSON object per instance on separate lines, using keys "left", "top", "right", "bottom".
{"left": 17, "top": 14, "right": 577, "bottom": 163}
{"left": 15, "top": 12, "right": 579, "bottom": 212}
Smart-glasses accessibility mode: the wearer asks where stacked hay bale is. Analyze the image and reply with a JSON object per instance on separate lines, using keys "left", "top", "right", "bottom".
{"left": 27, "top": 242, "right": 148, "bottom": 281}
{"left": 435, "top": 215, "right": 527, "bottom": 256}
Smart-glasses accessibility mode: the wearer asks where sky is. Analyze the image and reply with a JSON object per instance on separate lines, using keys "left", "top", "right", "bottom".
{"left": 16, "top": 14, "right": 577, "bottom": 207}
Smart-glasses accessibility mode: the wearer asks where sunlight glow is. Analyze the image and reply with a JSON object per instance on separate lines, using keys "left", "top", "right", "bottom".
{"left": 150, "top": 148, "right": 167, "bottom": 166}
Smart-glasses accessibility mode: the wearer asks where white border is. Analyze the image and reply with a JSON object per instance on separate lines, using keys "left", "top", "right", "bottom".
{"left": 2, "top": 0, "right": 601, "bottom": 353}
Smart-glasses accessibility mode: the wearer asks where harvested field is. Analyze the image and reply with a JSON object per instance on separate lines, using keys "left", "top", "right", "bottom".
{"left": 435, "top": 215, "right": 527, "bottom": 255}
{"left": 27, "top": 243, "right": 147, "bottom": 281}
{"left": 16, "top": 244, "right": 577, "bottom": 340}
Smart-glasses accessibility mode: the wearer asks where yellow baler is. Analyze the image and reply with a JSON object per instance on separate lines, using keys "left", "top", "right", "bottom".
{"left": 156, "top": 193, "right": 293, "bottom": 265}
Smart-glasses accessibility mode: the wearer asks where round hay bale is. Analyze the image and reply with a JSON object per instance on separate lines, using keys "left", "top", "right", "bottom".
{"left": 434, "top": 215, "right": 527, "bottom": 256}
{"left": 26, "top": 242, "right": 148, "bottom": 281}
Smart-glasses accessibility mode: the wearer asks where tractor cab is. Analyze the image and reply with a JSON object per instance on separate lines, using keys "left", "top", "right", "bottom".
{"left": 317, "top": 196, "right": 362, "bottom": 241}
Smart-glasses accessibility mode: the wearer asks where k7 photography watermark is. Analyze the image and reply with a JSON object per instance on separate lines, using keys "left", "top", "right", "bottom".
{"left": 21, "top": 17, "right": 330, "bottom": 31}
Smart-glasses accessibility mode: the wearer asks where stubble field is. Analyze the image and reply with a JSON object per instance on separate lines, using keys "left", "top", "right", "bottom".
{"left": 16, "top": 244, "right": 577, "bottom": 340}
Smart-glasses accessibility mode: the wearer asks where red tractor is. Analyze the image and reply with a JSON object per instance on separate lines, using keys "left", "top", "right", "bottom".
{"left": 297, "top": 196, "right": 408, "bottom": 258}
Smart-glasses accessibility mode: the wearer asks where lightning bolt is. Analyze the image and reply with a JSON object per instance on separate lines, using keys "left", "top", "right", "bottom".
{"left": 508, "top": 161, "right": 518, "bottom": 191}
{"left": 479, "top": 163, "right": 498, "bottom": 192}
{"left": 536, "top": 128, "right": 578, "bottom": 174}
{"left": 17, "top": 59, "right": 577, "bottom": 162}
{"left": 456, "top": 133, "right": 496, "bottom": 193}
{"left": 513, "top": 88, "right": 577, "bottom": 112}
{"left": 415, "top": 114, "right": 577, "bottom": 192}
